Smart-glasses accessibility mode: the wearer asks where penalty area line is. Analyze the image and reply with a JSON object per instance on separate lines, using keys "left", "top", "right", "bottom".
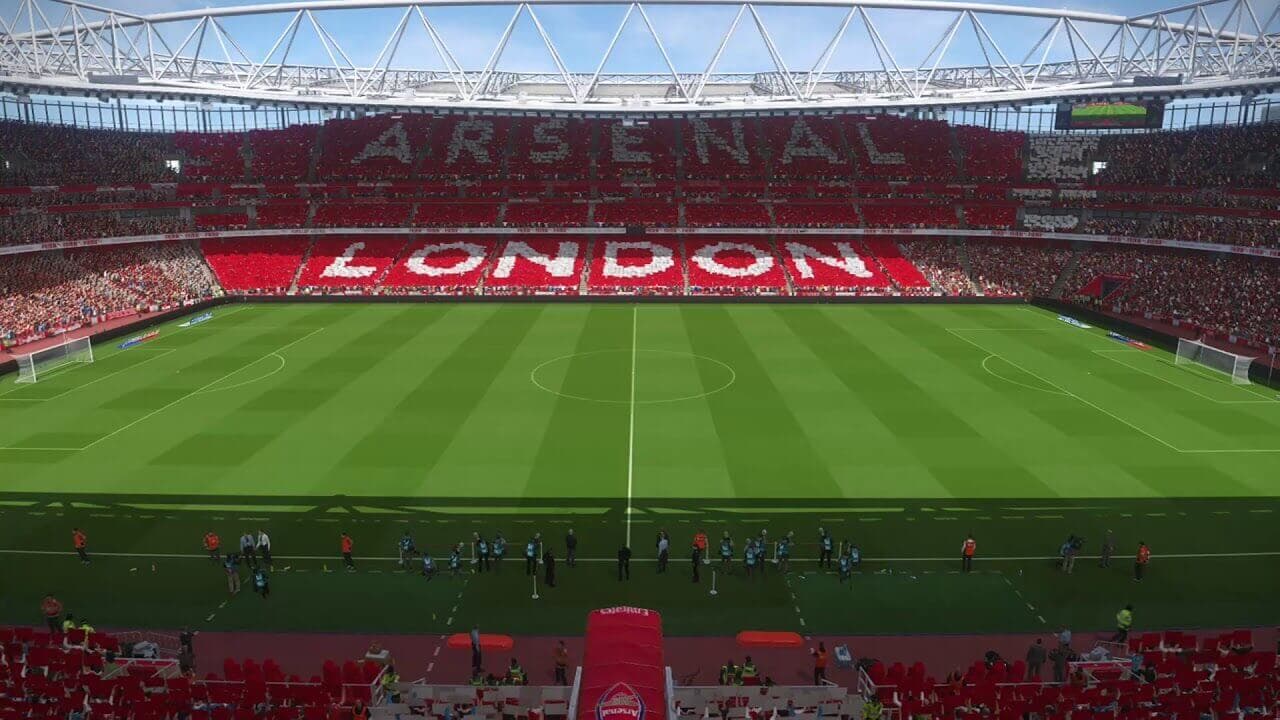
{"left": 78, "top": 327, "right": 325, "bottom": 452}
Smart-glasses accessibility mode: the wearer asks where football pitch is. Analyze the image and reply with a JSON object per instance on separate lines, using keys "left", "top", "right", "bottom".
{"left": 0, "top": 301, "right": 1277, "bottom": 638}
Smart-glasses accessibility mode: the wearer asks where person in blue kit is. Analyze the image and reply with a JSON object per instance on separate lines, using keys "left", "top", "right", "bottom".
{"left": 398, "top": 531, "right": 416, "bottom": 568}
{"left": 525, "top": 534, "right": 540, "bottom": 576}
{"left": 756, "top": 530, "right": 769, "bottom": 577}
{"left": 838, "top": 547, "right": 853, "bottom": 585}
{"left": 777, "top": 532, "right": 794, "bottom": 574}
{"left": 493, "top": 533, "right": 507, "bottom": 572}
{"left": 818, "top": 528, "right": 834, "bottom": 568}
{"left": 474, "top": 533, "right": 491, "bottom": 572}
{"left": 252, "top": 566, "right": 270, "bottom": 599}
{"left": 849, "top": 542, "right": 862, "bottom": 570}
{"left": 449, "top": 544, "right": 463, "bottom": 577}
{"left": 719, "top": 532, "right": 734, "bottom": 574}
{"left": 421, "top": 551, "right": 437, "bottom": 580}
{"left": 744, "top": 539, "right": 759, "bottom": 578}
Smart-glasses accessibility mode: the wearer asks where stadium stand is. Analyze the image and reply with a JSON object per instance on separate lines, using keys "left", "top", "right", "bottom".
{"left": 0, "top": 121, "right": 174, "bottom": 186}
{"left": 966, "top": 240, "right": 1074, "bottom": 298}
{"left": 315, "top": 115, "right": 432, "bottom": 181}
{"left": 295, "top": 237, "right": 409, "bottom": 293}
{"left": 0, "top": 241, "right": 216, "bottom": 345}
{"left": 686, "top": 238, "right": 787, "bottom": 296}
{"left": 485, "top": 238, "right": 585, "bottom": 295}
{"left": 587, "top": 239, "right": 684, "bottom": 295}
{"left": 682, "top": 118, "right": 767, "bottom": 180}
{"left": 0, "top": 626, "right": 386, "bottom": 719}
{"left": 8, "top": 624, "right": 1271, "bottom": 719}
{"left": 897, "top": 238, "right": 974, "bottom": 297}
{"left": 862, "top": 631, "right": 1277, "bottom": 720}
{"left": 1067, "top": 245, "right": 1280, "bottom": 348}
{"left": 2, "top": 117, "right": 1280, "bottom": 354}
{"left": 506, "top": 118, "right": 591, "bottom": 179}
{"left": 772, "top": 202, "right": 860, "bottom": 228}
{"left": 779, "top": 239, "right": 894, "bottom": 295}
{"left": 175, "top": 132, "right": 246, "bottom": 182}
{"left": 201, "top": 236, "right": 311, "bottom": 295}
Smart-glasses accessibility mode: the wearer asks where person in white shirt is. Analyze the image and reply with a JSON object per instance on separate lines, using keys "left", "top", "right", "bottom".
{"left": 256, "top": 529, "right": 272, "bottom": 568}
{"left": 240, "top": 532, "right": 257, "bottom": 567}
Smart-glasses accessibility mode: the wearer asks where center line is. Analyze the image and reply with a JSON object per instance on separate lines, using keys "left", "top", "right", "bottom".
{"left": 626, "top": 306, "right": 637, "bottom": 548}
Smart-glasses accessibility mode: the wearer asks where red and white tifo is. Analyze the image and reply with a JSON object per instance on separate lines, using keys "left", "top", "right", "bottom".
{"left": 205, "top": 236, "right": 941, "bottom": 297}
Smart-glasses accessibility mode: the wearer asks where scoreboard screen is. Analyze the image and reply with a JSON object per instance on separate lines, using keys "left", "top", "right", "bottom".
{"left": 1056, "top": 101, "right": 1165, "bottom": 130}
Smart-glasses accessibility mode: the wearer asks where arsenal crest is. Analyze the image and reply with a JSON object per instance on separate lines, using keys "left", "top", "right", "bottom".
{"left": 596, "top": 682, "right": 645, "bottom": 720}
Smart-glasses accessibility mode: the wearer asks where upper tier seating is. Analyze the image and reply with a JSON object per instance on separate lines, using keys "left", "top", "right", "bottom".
{"left": 681, "top": 118, "right": 766, "bottom": 180}
{"left": 250, "top": 126, "right": 318, "bottom": 182}
{"left": 845, "top": 117, "right": 956, "bottom": 181}
{"left": 953, "top": 126, "right": 1024, "bottom": 182}
{"left": 316, "top": 115, "right": 432, "bottom": 181}
{"left": 503, "top": 202, "right": 589, "bottom": 227}
{"left": 5, "top": 116, "right": 1280, "bottom": 190}
{"left": 593, "top": 201, "right": 678, "bottom": 227}
{"left": 772, "top": 202, "right": 859, "bottom": 228}
{"left": 175, "top": 132, "right": 245, "bottom": 182}
{"left": 0, "top": 121, "right": 174, "bottom": 185}
{"left": 421, "top": 116, "right": 511, "bottom": 180}
{"left": 861, "top": 203, "right": 959, "bottom": 228}
{"left": 765, "top": 117, "right": 849, "bottom": 180}
{"left": 312, "top": 202, "right": 413, "bottom": 228}
{"left": 506, "top": 119, "right": 592, "bottom": 179}
{"left": 595, "top": 120, "right": 678, "bottom": 180}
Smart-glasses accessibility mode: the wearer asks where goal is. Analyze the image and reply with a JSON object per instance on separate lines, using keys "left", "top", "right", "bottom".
{"left": 1174, "top": 338, "right": 1254, "bottom": 385}
{"left": 15, "top": 336, "right": 94, "bottom": 384}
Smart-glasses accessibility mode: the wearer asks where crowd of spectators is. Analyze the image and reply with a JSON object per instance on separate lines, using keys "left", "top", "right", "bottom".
{"left": 1093, "top": 124, "right": 1280, "bottom": 188}
{"left": 0, "top": 241, "right": 216, "bottom": 345}
{"left": 1069, "top": 245, "right": 1280, "bottom": 348}
{"left": 0, "top": 214, "right": 187, "bottom": 248}
{"left": 1023, "top": 213, "right": 1080, "bottom": 232}
{"left": 896, "top": 239, "right": 974, "bottom": 296}
{"left": 0, "top": 121, "right": 174, "bottom": 185}
{"left": 966, "top": 240, "right": 1073, "bottom": 298}
{"left": 1081, "top": 218, "right": 1142, "bottom": 236}
{"left": 1147, "top": 215, "right": 1280, "bottom": 248}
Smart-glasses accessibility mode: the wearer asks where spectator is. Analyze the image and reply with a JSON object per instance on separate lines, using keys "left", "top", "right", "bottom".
{"left": 553, "top": 640, "right": 569, "bottom": 686}
{"left": 40, "top": 594, "right": 62, "bottom": 634}
{"left": 1025, "top": 638, "right": 1046, "bottom": 680}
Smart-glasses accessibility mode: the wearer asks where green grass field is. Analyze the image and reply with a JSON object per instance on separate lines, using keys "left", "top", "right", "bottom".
{"left": 0, "top": 302, "right": 1277, "bottom": 638}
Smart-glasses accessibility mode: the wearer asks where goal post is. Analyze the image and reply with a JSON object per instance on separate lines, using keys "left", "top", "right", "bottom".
{"left": 15, "top": 336, "right": 94, "bottom": 384}
{"left": 1174, "top": 338, "right": 1254, "bottom": 385}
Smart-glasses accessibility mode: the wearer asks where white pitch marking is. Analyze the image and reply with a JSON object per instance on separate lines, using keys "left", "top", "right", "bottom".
{"left": 626, "top": 305, "right": 638, "bottom": 548}
{"left": 80, "top": 327, "right": 325, "bottom": 451}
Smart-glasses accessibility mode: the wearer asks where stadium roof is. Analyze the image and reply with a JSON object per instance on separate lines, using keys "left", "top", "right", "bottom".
{"left": 1, "top": 0, "right": 1278, "bottom": 113}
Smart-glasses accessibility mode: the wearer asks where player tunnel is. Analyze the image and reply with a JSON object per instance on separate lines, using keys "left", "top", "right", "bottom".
{"left": 573, "top": 608, "right": 670, "bottom": 720}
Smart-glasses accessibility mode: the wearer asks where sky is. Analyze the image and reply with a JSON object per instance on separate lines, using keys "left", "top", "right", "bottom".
{"left": 5, "top": 0, "right": 1265, "bottom": 79}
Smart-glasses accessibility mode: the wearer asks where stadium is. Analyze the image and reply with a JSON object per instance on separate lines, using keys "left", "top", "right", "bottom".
{"left": 1, "top": 0, "right": 1279, "bottom": 715}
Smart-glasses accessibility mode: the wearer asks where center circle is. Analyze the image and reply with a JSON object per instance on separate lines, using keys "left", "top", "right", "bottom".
{"left": 530, "top": 349, "right": 736, "bottom": 404}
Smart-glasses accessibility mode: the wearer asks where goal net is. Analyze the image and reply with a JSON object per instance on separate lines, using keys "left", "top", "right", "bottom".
{"left": 1174, "top": 338, "right": 1254, "bottom": 385}
{"left": 15, "top": 336, "right": 94, "bottom": 384}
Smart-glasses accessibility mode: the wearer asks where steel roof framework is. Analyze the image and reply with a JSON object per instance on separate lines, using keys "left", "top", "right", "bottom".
{"left": 0, "top": 0, "right": 1277, "bottom": 112}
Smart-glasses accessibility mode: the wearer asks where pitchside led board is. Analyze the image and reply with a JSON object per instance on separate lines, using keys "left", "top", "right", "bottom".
{"left": 1055, "top": 101, "right": 1166, "bottom": 130}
